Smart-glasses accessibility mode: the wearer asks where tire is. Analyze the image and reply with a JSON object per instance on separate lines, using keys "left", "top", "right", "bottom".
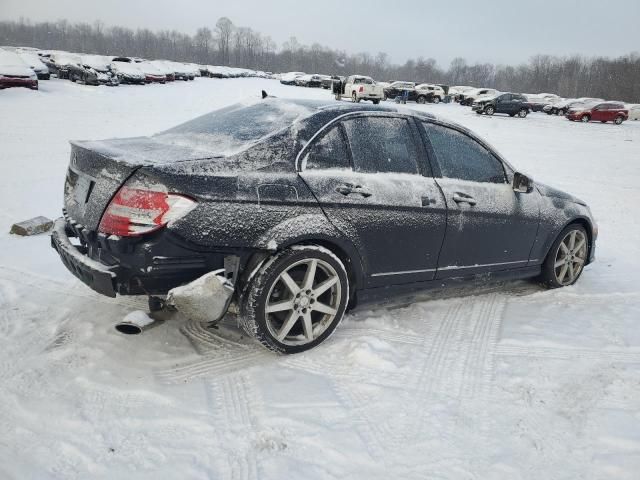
{"left": 239, "top": 245, "right": 349, "bottom": 354}
{"left": 335, "top": 93, "right": 341, "bottom": 101}
{"left": 352, "top": 92, "right": 357, "bottom": 103}
{"left": 557, "top": 109, "right": 565, "bottom": 116}
{"left": 581, "top": 115, "right": 590, "bottom": 123}
{"left": 614, "top": 115, "right": 624, "bottom": 125}
{"left": 518, "top": 108, "right": 528, "bottom": 118}
{"left": 539, "top": 224, "right": 589, "bottom": 288}
{"left": 372, "top": 99, "right": 380, "bottom": 105}
{"left": 433, "top": 96, "right": 441, "bottom": 104}
{"left": 509, "top": 113, "right": 515, "bottom": 117}
{"left": 416, "top": 96, "right": 427, "bottom": 104}
{"left": 485, "top": 106, "right": 495, "bottom": 115}
{"left": 601, "top": 120, "right": 607, "bottom": 123}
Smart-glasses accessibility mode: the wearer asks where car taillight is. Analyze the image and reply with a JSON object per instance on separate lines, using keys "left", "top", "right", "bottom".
{"left": 99, "top": 183, "right": 196, "bottom": 237}
{"left": 359, "top": 86, "right": 364, "bottom": 93}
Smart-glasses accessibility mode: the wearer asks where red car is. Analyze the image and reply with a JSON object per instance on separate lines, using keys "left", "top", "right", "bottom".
{"left": 0, "top": 50, "right": 39, "bottom": 90}
{"left": 566, "top": 102, "right": 628, "bottom": 125}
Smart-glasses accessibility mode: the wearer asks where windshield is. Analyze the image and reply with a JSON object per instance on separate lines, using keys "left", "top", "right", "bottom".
{"left": 156, "top": 99, "right": 317, "bottom": 156}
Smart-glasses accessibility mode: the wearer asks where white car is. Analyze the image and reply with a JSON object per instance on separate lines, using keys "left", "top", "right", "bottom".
{"left": 415, "top": 83, "right": 446, "bottom": 103}
{"left": 460, "top": 88, "right": 499, "bottom": 105}
{"left": 110, "top": 60, "right": 146, "bottom": 84}
{"left": 280, "top": 71, "right": 305, "bottom": 85}
{"left": 17, "top": 51, "right": 50, "bottom": 80}
{"left": 626, "top": 104, "right": 640, "bottom": 121}
{"left": 335, "top": 75, "right": 384, "bottom": 104}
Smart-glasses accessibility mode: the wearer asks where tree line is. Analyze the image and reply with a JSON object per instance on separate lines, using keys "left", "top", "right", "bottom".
{"left": 1, "top": 17, "right": 639, "bottom": 102}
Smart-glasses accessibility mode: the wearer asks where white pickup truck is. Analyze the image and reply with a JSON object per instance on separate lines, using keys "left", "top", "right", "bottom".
{"left": 334, "top": 75, "right": 384, "bottom": 104}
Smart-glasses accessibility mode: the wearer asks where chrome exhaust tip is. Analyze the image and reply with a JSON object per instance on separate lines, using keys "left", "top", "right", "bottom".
{"left": 115, "top": 311, "right": 160, "bottom": 335}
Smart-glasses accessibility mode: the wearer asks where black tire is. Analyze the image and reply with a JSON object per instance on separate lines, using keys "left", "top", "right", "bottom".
{"left": 518, "top": 108, "right": 528, "bottom": 118}
{"left": 485, "top": 106, "right": 495, "bottom": 115}
{"left": 539, "top": 224, "right": 588, "bottom": 289}
{"left": 372, "top": 99, "right": 380, "bottom": 105}
{"left": 433, "top": 96, "right": 441, "bottom": 104}
{"left": 557, "top": 109, "right": 565, "bottom": 116}
{"left": 614, "top": 115, "right": 624, "bottom": 125}
{"left": 352, "top": 92, "right": 357, "bottom": 103}
{"left": 581, "top": 115, "right": 591, "bottom": 123}
{"left": 416, "top": 96, "right": 427, "bottom": 104}
{"left": 239, "top": 245, "right": 349, "bottom": 354}
{"left": 509, "top": 113, "right": 515, "bottom": 117}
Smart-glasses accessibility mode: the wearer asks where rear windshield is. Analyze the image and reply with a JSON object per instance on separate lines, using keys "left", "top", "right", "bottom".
{"left": 156, "top": 99, "right": 317, "bottom": 156}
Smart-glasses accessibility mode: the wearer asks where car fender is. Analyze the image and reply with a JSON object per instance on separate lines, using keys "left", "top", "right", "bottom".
{"left": 254, "top": 213, "right": 366, "bottom": 286}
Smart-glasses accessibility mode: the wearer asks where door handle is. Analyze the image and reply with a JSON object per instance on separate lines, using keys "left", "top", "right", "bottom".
{"left": 452, "top": 193, "right": 477, "bottom": 206}
{"left": 335, "top": 183, "right": 372, "bottom": 198}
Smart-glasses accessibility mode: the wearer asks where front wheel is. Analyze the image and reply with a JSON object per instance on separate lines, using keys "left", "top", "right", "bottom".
{"left": 239, "top": 246, "right": 349, "bottom": 353}
{"left": 581, "top": 115, "right": 591, "bottom": 123}
{"left": 485, "top": 106, "right": 495, "bottom": 115}
{"left": 416, "top": 96, "right": 427, "bottom": 104}
{"left": 539, "top": 224, "right": 588, "bottom": 288}
{"left": 433, "top": 96, "right": 441, "bottom": 104}
{"left": 518, "top": 108, "right": 528, "bottom": 118}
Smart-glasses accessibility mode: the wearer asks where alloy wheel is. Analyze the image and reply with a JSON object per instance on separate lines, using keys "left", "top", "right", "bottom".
{"left": 264, "top": 258, "right": 342, "bottom": 346}
{"left": 553, "top": 229, "right": 587, "bottom": 285}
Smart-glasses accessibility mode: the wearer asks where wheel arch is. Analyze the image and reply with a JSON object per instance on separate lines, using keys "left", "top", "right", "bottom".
{"left": 542, "top": 216, "right": 596, "bottom": 265}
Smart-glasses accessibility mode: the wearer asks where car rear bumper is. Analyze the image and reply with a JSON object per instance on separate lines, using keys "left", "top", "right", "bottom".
{"left": 51, "top": 214, "right": 249, "bottom": 298}
{"left": 0, "top": 77, "right": 38, "bottom": 89}
{"left": 51, "top": 217, "right": 118, "bottom": 297}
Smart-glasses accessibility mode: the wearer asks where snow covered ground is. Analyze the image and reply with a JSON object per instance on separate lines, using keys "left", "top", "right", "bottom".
{"left": 1, "top": 78, "right": 640, "bottom": 479}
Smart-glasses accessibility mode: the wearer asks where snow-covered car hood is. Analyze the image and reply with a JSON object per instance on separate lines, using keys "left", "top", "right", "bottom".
{"left": 0, "top": 64, "right": 36, "bottom": 77}
{"left": 536, "top": 183, "right": 587, "bottom": 206}
{"left": 111, "top": 62, "right": 145, "bottom": 77}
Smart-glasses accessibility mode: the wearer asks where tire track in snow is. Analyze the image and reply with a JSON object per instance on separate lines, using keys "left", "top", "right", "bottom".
{"left": 493, "top": 345, "right": 640, "bottom": 363}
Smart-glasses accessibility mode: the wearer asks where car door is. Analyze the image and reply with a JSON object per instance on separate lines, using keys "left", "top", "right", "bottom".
{"left": 419, "top": 121, "right": 540, "bottom": 278}
{"left": 590, "top": 104, "right": 605, "bottom": 121}
{"left": 496, "top": 94, "right": 511, "bottom": 114}
{"left": 299, "top": 113, "right": 447, "bottom": 288}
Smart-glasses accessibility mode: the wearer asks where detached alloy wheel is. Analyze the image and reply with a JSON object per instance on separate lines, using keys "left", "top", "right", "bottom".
{"left": 240, "top": 245, "right": 349, "bottom": 353}
{"left": 540, "top": 224, "right": 588, "bottom": 288}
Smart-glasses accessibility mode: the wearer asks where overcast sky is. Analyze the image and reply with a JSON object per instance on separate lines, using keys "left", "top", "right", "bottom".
{"left": 2, "top": 0, "right": 639, "bottom": 66}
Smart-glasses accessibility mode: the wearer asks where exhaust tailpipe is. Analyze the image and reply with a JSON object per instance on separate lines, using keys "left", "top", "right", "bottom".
{"left": 115, "top": 311, "right": 161, "bottom": 335}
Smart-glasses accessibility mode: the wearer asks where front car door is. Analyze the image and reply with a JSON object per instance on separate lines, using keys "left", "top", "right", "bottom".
{"left": 495, "top": 94, "right": 511, "bottom": 114}
{"left": 299, "top": 113, "right": 447, "bottom": 288}
{"left": 418, "top": 121, "right": 540, "bottom": 278}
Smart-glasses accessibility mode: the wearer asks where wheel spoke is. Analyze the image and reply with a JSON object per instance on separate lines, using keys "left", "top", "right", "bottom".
{"left": 573, "top": 237, "right": 586, "bottom": 254}
{"left": 559, "top": 242, "right": 570, "bottom": 255}
{"left": 301, "top": 312, "right": 314, "bottom": 341}
{"left": 302, "top": 259, "right": 318, "bottom": 291}
{"left": 312, "top": 302, "right": 337, "bottom": 315}
{"left": 312, "top": 276, "right": 338, "bottom": 297}
{"left": 277, "top": 311, "right": 300, "bottom": 341}
{"left": 266, "top": 300, "right": 295, "bottom": 314}
{"left": 573, "top": 257, "right": 585, "bottom": 265}
{"left": 558, "top": 264, "right": 568, "bottom": 282}
{"left": 280, "top": 271, "right": 300, "bottom": 295}
{"left": 554, "top": 258, "right": 566, "bottom": 268}
{"left": 568, "top": 262, "right": 575, "bottom": 282}
{"left": 569, "top": 231, "right": 577, "bottom": 250}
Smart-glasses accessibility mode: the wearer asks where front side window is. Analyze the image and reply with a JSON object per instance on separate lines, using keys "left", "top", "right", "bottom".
{"left": 342, "top": 116, "right": 419, "bottom": 174}
{"left": 304, "top": 125, "right": 350, "bottom": 170}
{"left": 423, "top": 123, "right": 506, "bottom": 184}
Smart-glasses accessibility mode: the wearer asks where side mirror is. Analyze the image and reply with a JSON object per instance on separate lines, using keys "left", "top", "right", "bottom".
{"left": 513, "top": 172, "right": 534, "bottom": 193}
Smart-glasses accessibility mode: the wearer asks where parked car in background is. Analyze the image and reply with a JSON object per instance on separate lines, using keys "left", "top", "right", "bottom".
{"left": 626, "top": 104, "right": 640, "bottom": 120}
{"left": 449, "top": 85, "right": 474, "bottom": 102}
{"left": 51, "top": 98, "right": 597, "bottom": 353}
{"left": 383, "top": 81, "right": 416, "bottom": 101}
{"left": 459, "top": 88, "right": 498, "bottom": 106}
{"left": 415, "top": 83, "right": 445, "bottom": 103}
{"left": 280, "top": 71, "right": 305, "bottom": 85}
{"left": 17, "top": 51, "right": 50, "bottom": 80}
{"left": 472, "top": 92, "right": 531, "bottom": 117}
{"left": 322, "top": 75, "right": 343, "bottom": 89}
{"left": 151, "top": 60, "right": 176, "bottom": 81}
{"left": 296, "top": 74, "right": 323, "bottom": 87}
{"left": 0, "top": 49, "right": 38, "bottom": 90}
{"left": 47, "top": 52, "right": 83, "bottom": 79}
{"left": 335, "top": 75, "right": 384, "bottom": 103}
{"left": 566, "top": 102, "right": 628, "bottom": 124}
{"left": 136, "top": 61, "right": 167, "bottom": 83}
{"left": 545, "top": 98, "right": 603, "bottom": 116}
{"left": 111, "top": 59, "right": 146, "bottom": 84}
{"left": 524, "top": 94, "right": 553, "bottom": 112}
{"left": 81, "top": 55, "right": 119, "bottom": 86}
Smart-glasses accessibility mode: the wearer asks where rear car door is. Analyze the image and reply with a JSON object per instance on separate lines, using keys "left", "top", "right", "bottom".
{"left": 419, "top": 121, "right": 540, "bottom": 278}
{"left": 300, "top": 114, "right": 447, "bottom": 288}
{"left": 496, "top": 94, "right": 511, "bottom": 114}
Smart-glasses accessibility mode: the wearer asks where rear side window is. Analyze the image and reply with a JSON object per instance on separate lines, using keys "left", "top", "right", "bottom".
{"left": 422, "top": 123, "right": 506, "bottom": 183}
{"left": 342, "top": 117, "right": 419, "bottom": 174}
{"left": 304, "top": 125, "right": 350, "bottom": 170}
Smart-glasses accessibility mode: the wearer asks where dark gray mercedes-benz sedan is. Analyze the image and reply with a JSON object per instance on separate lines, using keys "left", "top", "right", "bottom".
{"left": 52, "top": 98, "right": 596, "bottom": 353}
